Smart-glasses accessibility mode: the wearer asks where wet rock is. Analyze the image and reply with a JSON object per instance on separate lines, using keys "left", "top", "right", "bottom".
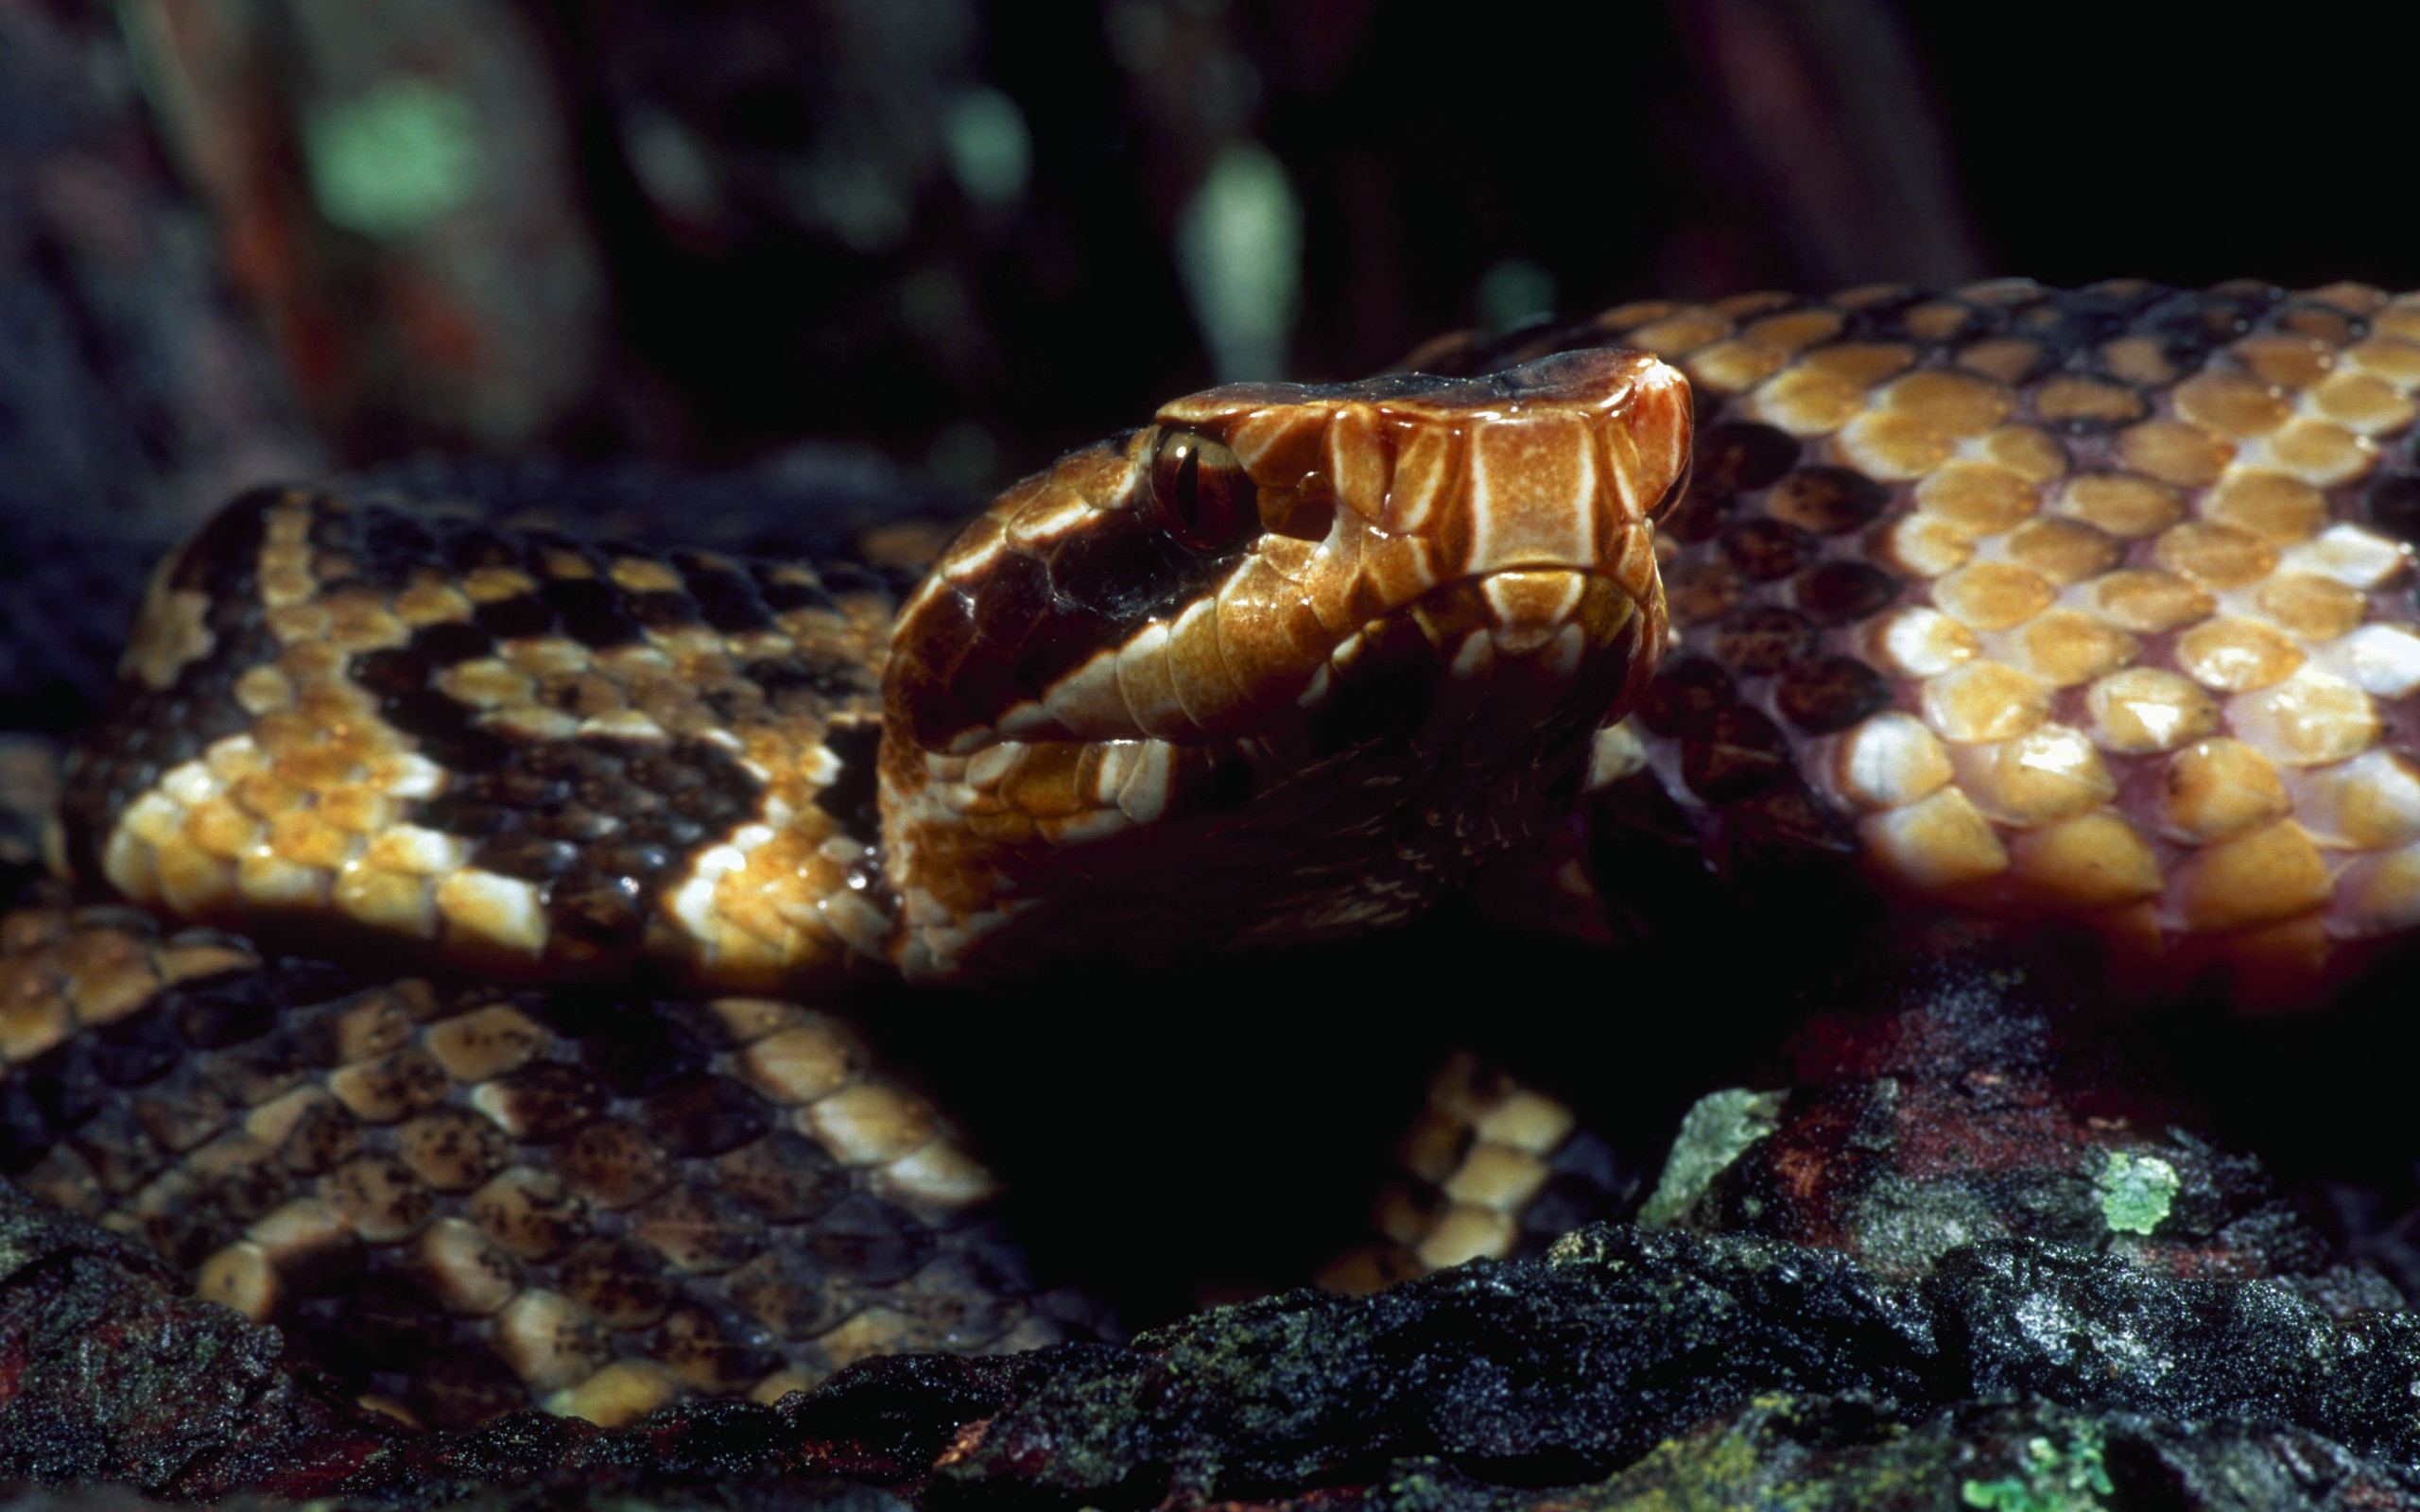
{"left": 1651, "top": 919, "right": 2348, "bottom": 1287}
{"left": 0, "top": 1174, "right": 388, "bottom": 1492}
{"left": 1527, "top": 1394, "right": 2420, "bottom": 1511}
{"left": 923, "top": 1224, "right": 2420, "bottom": 1505}
{"left": 11, "top": 1180, "right": 2420, "bottom": 1507}
{"left": 11, "top": 919, "right": 2420, "bottom": 1508}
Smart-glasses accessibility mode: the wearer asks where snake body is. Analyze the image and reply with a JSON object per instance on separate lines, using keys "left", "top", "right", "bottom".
{"left": 57, "top": 348, "right": 1685, "bottom": 988}
{"left": 12, "top": 277, "right": 2420, "bottom": 1425}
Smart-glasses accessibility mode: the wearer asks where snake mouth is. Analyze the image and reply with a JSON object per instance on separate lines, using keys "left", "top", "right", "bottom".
{"left": 898, "top": 560, "right": 1653, "bottom": 812}
{"left": 879, "top": 565, "right": 1659, "bottom": 979}
{"left": 940, "top": 550, "right": 1659, "bottom": 760}
{"left": 1288, "top": 566, "right": 1651, "bottom": 754}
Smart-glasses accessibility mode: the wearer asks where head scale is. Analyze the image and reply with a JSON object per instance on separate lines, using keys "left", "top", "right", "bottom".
{"left": 879, "top": 347, "right": 1692, "bottom": 977}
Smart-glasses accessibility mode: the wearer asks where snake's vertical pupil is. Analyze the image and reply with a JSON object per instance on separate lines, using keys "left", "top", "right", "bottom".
{"left": 1174, "top": 449, "right": 1202, "bottom": 530}
{"left": 1151, "top": 428, "right": 1255, "bottom": 552}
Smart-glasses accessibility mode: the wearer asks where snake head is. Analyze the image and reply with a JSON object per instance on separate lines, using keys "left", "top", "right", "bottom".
{"left": 881, "top": 347, "right": 1692, "bottom": 978}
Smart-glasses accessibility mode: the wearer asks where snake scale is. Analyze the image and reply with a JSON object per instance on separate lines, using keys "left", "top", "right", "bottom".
{"left": 11, "top": 276, "right": 2420, "bottom": 1429}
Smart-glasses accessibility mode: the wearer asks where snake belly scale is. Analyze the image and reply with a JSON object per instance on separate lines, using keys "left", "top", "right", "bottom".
{"left": 12, "top": 277, "right": 2420, "bottom": 1426}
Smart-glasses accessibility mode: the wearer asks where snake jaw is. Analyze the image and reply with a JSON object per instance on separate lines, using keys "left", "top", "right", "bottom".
{"left": 878, "top": 347, "right": 1690, "bottom": 978}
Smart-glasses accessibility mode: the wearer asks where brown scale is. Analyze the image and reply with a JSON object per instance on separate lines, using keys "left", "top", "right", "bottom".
{"left": 60, "top": 488, "right": 900, "bottom": 989}
{"left": 0, "top": 897, "right": 1093, "bottom": 1429}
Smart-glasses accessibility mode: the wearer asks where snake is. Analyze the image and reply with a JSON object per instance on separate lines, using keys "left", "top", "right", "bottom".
{"left": 9, "top": 275, "right": 2420, "bottom": 1430}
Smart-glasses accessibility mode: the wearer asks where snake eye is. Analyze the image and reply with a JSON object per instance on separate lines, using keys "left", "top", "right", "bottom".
{"left": 1150, "top": 428, "right": 1257, "bottom": 553}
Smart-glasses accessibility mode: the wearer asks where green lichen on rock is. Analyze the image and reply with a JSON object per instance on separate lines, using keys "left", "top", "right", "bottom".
{"left": 1959, "top": 1427, "right": 2113, "bottom": 1511}
{"left": 1639, "top": 1089, "right": 1787, "bottom": 1229}
{"left": 1533, "top": 1397, "right": 2121, "bottom": 1511}
{"left": 1528, "top": 1396, "right": 2405, "bottom": 1512}
{"left": 2095, "top": 1151, "right": 2182, "bottom": 1237}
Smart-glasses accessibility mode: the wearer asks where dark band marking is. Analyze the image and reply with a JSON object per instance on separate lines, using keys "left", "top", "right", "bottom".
{"left": 670, "top": 555, "right": 777, "bottom": 636}
{"left": 309, "top": 500, "right": 862, "bottom": 661}
{"left": 741, "top": 658, "right": 866, "bottom": 702}
{"left": 43, "top": 489, "right": 907, "bottom": 971}
{"left": 281, "top": 489, "right": 913, "bottom": 967}
{"left": 0, "top": 949, "right": 354, "bottom": 1174}
{"left": 412, "top": 620, "right": 498, "bottom": 665}
{"left": 812, "top": 721, "right": 883, "bottom": 845}
{"left": 441, "top": 523, "right": 525, "bottom": 576}
{"left": 350, "top": 505, "right": 439, "bottom": 571}
{"left": 1774, "top": 656, "right": 1893, "bottom": 735}
{"left": 1718, "top": 780, "right": 1863, "bottom": 883}
{"left": 401, "top": 732, "right": 767, "bottom": 954}
{"left": 474, "top": 594, "right": 555, "bottom": 640}
{"left": 1694, "top": 421, "right": 1800, "bottom": 492}
{"left": 1767, "top": 468, "right": 1889, "bottom": 536}
{"left": 2083, "top": 285, "right": 2258, "bottom": 375}
{"left": 1793, "top": 560, "right": 1902, "bottom": 625}
{"left": 640, "top": 1073, "right": 774, "bottom": 1158}
{"left": 367, "top": 666, "right": 511, "bottom": 773}
{"left": 752, "top": 566, "right": 838, "bottom": 615}
{"left": 1719, "top": 519, "right": 1818, "bottom": 582}
{"left": 811, "top": 560, "right": 902, "bottom": 600}
{"left": 542, "top": 578, "right": 643, "bottom": 650}
{"left": 1682, "top": 705, "right": 1794, "bottom": 805}
{"left": 1711, "top": 606, "right": 1815, "bottom": 676}
{"left": 1632, "top": 657, "right": 1735, "bottom": 739}
{"left": 1659, "top": 481, "right": 1733, "bottom": 545}
{"left": 622, "top": 591, "right": 697, "bottom": 632}
{"left": 896, "top": 493, "right": 1255, "bottom": 747}
{"left": 2365, "top": 473, "right": 2420, "bottom": 545}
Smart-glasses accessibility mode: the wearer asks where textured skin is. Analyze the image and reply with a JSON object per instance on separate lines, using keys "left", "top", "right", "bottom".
{"left": 24, "top": 277, "right": 2420, "bottom": 1423}
{"left": 0, "top": 897, "right": 1087, "bottom": 1431}
{"left": 60, "top": 351, "right": 1690, "bottom": 988}
{"left": 1421, "top": 279, "right": 2420, "bottom": 1000}
{"left": 881, "top": 348, "right": 1685, "bottom": 975}
{"left": 59, "top": 487, "right": 902, "bottom": 988}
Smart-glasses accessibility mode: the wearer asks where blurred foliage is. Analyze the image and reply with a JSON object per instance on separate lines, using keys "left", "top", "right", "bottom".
{"left": 98, "top": 0, "right": 1986, "bottom": 482}
{"left": 21, "top": 0, "right": 2420, "bottom": 507}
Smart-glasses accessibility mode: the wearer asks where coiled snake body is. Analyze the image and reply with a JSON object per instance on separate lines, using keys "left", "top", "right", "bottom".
{"left": 12, "top": 277, "right": 2420, "bottom": 1427}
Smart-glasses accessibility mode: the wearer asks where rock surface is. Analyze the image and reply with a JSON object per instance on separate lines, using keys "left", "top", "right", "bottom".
{"left": 18, "top": 923, "right": 2420, "bottom": 1508}
{"left": 11, "top": 885, "right": 2420, "bottom": 1512}
{"left": 10, "top": 1179, "right": 2420, "bottom": 1507}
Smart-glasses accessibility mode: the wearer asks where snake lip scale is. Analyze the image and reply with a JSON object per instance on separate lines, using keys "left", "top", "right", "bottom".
{"left": 21, "top": 275, "right": 2420, "bottom": 1425}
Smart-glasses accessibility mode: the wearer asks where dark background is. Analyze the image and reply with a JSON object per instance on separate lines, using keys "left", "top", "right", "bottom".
{"left": 14, "top": 0, "right": 2420, "bottom": 528}
{"left": 11, "top": 0, "right": 2420, "bottom": 1324}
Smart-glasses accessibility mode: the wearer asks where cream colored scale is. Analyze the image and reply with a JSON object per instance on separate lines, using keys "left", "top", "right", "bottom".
{"left": 1587, "top": 280, "right": 2420, "bottom": 997}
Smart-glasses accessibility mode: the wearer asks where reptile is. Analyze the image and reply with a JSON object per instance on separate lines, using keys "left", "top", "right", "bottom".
{"left": 9, "top": 276, "right": 2420, "bottom": 1429}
